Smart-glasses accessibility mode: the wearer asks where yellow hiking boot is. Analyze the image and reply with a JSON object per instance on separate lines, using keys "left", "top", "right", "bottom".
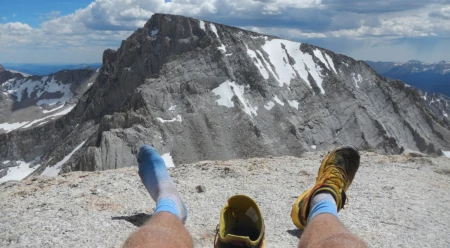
{"left": 291, "top": 146, "right": 360, "bottom": 230}
{"left": 214, "top": 195, "right": 265, "bottom": 248}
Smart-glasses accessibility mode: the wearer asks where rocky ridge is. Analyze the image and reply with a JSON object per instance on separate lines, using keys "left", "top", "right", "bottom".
{"left": 417, "top": 90, "right": 449, "bottom": 122}
{"left": 0, "top": 14, "right": 449, "bottom": 182}
{"left": 0, "top": 66, "right": 98, "bottom": 181}
{"left": 0, "top": 66, "right": 98, "bottom": 132}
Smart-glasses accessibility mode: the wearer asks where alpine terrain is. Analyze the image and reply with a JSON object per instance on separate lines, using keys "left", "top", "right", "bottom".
{"left": 0, "top": 13, "right": 449, "bottom": 183}
{"left": 0, "top": 65, "right": 98, "bottom": 181}
{"left": 0, "top": 65, "right": 98, "bottom": 133}
{"left": 366, "top": 60, "right": 450, "bottom": 97}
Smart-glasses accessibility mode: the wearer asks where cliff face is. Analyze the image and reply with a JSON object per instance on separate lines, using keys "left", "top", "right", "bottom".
{"left": 0, "top": 14, "right": 449, "bottom": 180}
{"left": 0, "top": 67, "right": 98, "bottom": 179}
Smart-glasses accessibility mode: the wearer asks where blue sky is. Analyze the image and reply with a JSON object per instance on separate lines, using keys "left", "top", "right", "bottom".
{"left": 0, "top": 0, "right": 93, "bottom": 28}
{"left": 0, "top": 0, "right": 449, "bottom": 64}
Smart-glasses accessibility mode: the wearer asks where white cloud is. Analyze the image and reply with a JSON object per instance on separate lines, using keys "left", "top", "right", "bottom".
{"left": 12, "top": 14, "right": 16, "bottom": 18}
{"left": 0, "top": 0, "right": 448, "bottom": 63}
{"left": 429, "top": 6, "right": 450, "bottom": 20}
{"left": 2, "top": 16, "right": 7, "bottom": 22}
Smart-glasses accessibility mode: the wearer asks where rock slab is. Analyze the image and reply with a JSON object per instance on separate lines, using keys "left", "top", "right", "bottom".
{"left": 1, "top": 152, "right": 449, "bottom": 247}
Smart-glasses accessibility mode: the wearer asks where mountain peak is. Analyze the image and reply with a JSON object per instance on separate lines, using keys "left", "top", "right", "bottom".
{"left": 0, "top": 64, "right": 4, "bottom": 72}
{"left": 1, "top": 13, "right": 449, "bottom": 184}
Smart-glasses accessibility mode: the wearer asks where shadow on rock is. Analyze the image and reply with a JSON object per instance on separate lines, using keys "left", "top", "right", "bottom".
{"left": 287, "top": 229, "right": 303, "bottom": 239}
{"left": 112, "top": 213, "right": 153, "bottom": 227}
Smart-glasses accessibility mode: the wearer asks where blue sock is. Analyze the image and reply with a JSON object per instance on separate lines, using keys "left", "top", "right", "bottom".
{"left": 137, "top": 145, "right": 187, "bottom": 223}
{"left": 308, "top": 193, "right": 338, "bottom": 221}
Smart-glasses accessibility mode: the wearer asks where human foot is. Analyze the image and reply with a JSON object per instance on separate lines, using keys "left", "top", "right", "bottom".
{"left": 137, "top": 145, "right": 188, "bottom": 223}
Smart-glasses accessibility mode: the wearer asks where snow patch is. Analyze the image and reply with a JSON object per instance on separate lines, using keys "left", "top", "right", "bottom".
{"left": 218, "top": 44, "right": 226, "bottom": 53}
{"left": 0, "top": 160, "right": 38, "bottom": 183}
{"left": 273, "top": 95, "right": 284, "bottom": 106}
{"left": 212, "top": 80, "right": 258, "bottom": 117}
{"left": 313, "top": 49, "right": 330, "bottom": 71}
{"left": 247, "top": 46, "right": 269, "bottom": 79}
{"left": 443, "top": 151, "right": 450, "bottom": 158}
{"left": 168, "top": 105, "right": 177, "bottom": 111}
{"left": 199, "top": 20, "right": 206, "bottom": 31}
{"left": 157, "top": 115, "right": 182, "bottom": 123}
{"left": 444, "top": 111, "right": 448, "bottom": 118}
{"left": 261, "top": 39, "right": 326, "bottom": 93}
{"left": 161, "top": 153, "right": 175, "bottom": 168}
{"left": 124, "top": 67, "right": 131, "bottom": 72}
{"left": 7, "top": 70, "right": 31, "bottom": 77}
{"left": 209, "top": 23, "right": 226, "bottom": 52}
{"left": 256, "top": 50, "right": 277, "bottom": 80}
{"left": 42, "top": 104, "right": 65, "bottom": 114}
{"left": 352, "top": 73, "right": 363, "bottom": 88}
{"left": 288, "top": 100, "right": 299, "bottom": 110}
{"left": 2, "top": 76, "right": 75, "bottom": 107}
{"left": 2, "top": 160, "right": 10, "bottom": 164}
{"left": 264, "top": 101, "right": 275, "bottom": 111}
{"left": 311, "top": 145, "right": 317, "bottom": 149}
{"left": 423, "top": 93, "right": 427, "bottom": 101}
{"left": 324, "top": 53, "right": 337, "bottom": 74}
{"left": 212, "top": 81, "right": 235, "bottom": 108}
{"left": 41, "top": 140, "right": 86, "bottom": 177}
{"left": 22, "top": 105, "right": 75, "bottom": 128}
{"left": 250, "top": 35, "right": 267, "bottom": 40}
{"left": 0, "top": 121, "right": 29, "bottom": 132}
{"left": 210, "top": 23, "right": 219, "bottom": 38}
{"left": 37, "top": 121, "right": 48, "bottom": 126}
{"left": 151, "top": 29, "right": 159, "bottom": 36}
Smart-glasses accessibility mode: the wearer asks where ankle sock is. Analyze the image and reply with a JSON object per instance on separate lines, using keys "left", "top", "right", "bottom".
{"left": 137, "top": 145, "right": 187, "bottom": 223}
{"left": 308, "top": 192, "right": 338, "bottom": 221}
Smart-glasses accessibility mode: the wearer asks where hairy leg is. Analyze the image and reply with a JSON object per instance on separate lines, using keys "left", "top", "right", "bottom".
{"left": 298, "top": 214, "right": 366, "bottom": 248}
{"left": 124, "top": 212, "right": 193, "bottom": 248}
{"left": 124, "top": 145, "right": 191, "bottom": 248}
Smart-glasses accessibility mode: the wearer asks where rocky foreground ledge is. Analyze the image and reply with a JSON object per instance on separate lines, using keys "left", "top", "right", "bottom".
{"left": 1, "top": 151, "right": 449, "bottom": 247}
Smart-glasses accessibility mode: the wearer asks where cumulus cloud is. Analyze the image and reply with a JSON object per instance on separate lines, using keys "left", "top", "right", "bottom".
{"left": 321, "top": 0, "right": 448, "bottom": 13}
{"left": 1, "top": 22, "right": 33, "bottom": 34}
{"left": 429, "top": 6, "right": 450, "bottom": 20}
{"left": 0, "top": 0, "right": 449, "bottom": 63}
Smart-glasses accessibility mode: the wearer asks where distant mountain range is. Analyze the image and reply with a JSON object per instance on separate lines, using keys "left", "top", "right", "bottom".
{"left": 366, "top": 60, "right": 450, "bottom": 97}
{"left": 0, "top": 63, "right": 102, "bottom": 76}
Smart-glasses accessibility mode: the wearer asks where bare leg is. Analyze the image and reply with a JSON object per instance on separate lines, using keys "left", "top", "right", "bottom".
{"left": 124, "top": 212, "right": 193, "bottom": 248}
{"left": 291, "top": 146, "right": 366, "bottom": 248}
{"left": 298, "top": 214, "right": 366, "bottom": 248}
{"left": 124, "top": 145, "right": 191, "bottom": 248}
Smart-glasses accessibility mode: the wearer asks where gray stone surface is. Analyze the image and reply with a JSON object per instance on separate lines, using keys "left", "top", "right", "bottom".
{"left": 1, "top": 13, "right": 450, "bottom": 179}
{"left": 417, "top": 90, "right": 450, "bottom": 122}
{"left": 1, "top": 152, "right": 449, "bottom": 247}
